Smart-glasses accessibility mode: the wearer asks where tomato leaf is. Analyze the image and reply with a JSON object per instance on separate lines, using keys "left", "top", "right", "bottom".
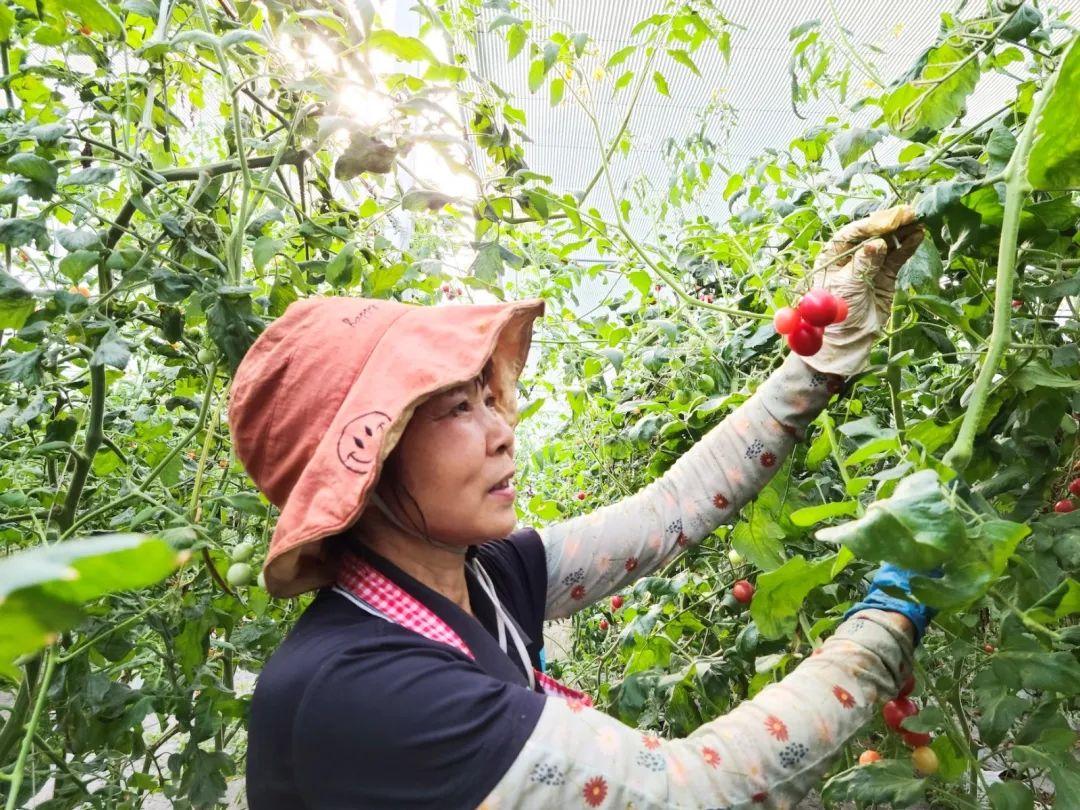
{"left": 0, "top": 534, "right": 185, "bottom": 678}
{"left": 834, "top": 126, "right": 885, "bottom": 168}
{"left": 882, "top": 39, "right": 981, "bottom": 139}
{"left": 816, "top": 470, "right": 966, "bottom": 571}
{"left": 822, "top": 761, "right": 926, "bottom": 807}
{"left": 1027, "top": 35, "right": 1080, "bottom": 190}
{"left": 750, "top": 550, "right": 851, "bottom": 638}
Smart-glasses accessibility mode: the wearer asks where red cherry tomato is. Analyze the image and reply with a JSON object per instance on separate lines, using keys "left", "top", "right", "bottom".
{"left": 773, "top": 306, "right": 802, "bottom": 335}
{"left": 1069, "top": 479, "right": 1080, "bottom": 497}
{"left": 786, "top": 322, "right": 824, "bottom": 356}
{"left": 1011, "top": 299, "right": 1022, "bottom": 310}
{"left": 901, "top": 729, "right": 933, "bottom": 748}
{"left": 882, "top": 697, "right": 918, "bottom": 731}
{"left": 732, "top": 579, "right": 754, "bottom": 604}
{"left": 797, "top": 288, "right": 839, "bottom": 327}
{"left": 897, "top": 675, "right": 916, "bottom": 698}
{"left": 983, "top": 643, "right": 995, "bottom": 654}
{"left": 911, "top": 746, "right": 939, "bottom": 775}
{"left": 610, "top": 595, "right": 624, "bottom": 610}
{"left": 832, "top": 296, "right": 849, "bottom": 324}
{"left": 858, "top": 749, "right": 882, "bottom": 765}
{"left": 577, "top": 490, "right": 587, "bottom": 501}
{"left": 1054, "top": 499, "right": 1075, "bottom": 513}
{"left": 599, "top": 619, "right": 609, "bottom": 631}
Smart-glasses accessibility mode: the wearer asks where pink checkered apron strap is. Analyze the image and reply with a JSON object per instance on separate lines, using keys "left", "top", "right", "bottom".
{"left": 334, "top": 552, "right": 593, "bottom": 707}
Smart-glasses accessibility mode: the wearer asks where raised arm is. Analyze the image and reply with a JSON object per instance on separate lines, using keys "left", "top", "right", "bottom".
{"left": 539, "top": 206, "right": 923, "bottom": 621}
{"left": 481, "top": 609, "right": 915, "bottom": 809}
{"left": 539, "top": 353, "right": 840, "bottom": 620}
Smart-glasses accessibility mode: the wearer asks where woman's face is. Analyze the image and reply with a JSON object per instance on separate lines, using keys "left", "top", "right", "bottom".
{"left": 379, "top": 375, "right": 518, "bottom": 546}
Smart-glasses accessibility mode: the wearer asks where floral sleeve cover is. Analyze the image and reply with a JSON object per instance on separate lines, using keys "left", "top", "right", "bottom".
{"left": 479, "top": 610, "right": 914, "bottom": 810}
{"left": 540, "top": 354, "right": 844, "bottom": 620}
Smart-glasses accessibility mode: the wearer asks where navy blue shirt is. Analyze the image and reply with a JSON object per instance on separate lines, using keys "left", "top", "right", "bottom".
{"left": 246, "top": 528, "right": 550, "bottom": 809}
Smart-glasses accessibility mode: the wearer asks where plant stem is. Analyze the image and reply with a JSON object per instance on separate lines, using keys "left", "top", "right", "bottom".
{"left": 942, "top": 61, "right": 1059, "bottom": 473}
{"left": 56, "top": 362, "right": 106, "bottom": 532}
{"left": 4, "top": 648, "right": 56, "bottom": 810}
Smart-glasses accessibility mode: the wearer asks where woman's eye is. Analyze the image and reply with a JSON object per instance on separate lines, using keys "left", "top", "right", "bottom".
{"left": 453, "top": 400, "right": 471, "bottom": 415}
{"left": 485, "top": 396, "right": 498, "bottom": 409}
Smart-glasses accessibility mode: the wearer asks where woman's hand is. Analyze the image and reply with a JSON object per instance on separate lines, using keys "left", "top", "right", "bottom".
{"left": 802, "top": 205, "right": 924, "bottom": 378}
{"left": 845, "top": 563, "right": 937, "bottom": 645}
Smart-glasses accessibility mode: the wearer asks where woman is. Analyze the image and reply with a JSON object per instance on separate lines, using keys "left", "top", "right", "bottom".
{"left": 231, "top": 206, "right": 930, "bottom": 809}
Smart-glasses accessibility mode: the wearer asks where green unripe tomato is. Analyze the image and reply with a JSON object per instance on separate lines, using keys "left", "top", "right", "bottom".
{"left": 728, "top": 548, "right": 744, "bottom": 566}
{"left": 197, "top": 348, "right": 216, "bottom": 365}
{"left": 674, "top": 388, "right": 691, "bottom": 405}
{"left": 697, "top": 373, "right": 716, "bottom": 393}
{"left": 257, "top": 570, "right": 267, "bottom": 590}
{"left": 230, "top": 541, "right": 255, "bottom": 563}
{"left": 226, "top": 562, "right": 253, "bottom": 587}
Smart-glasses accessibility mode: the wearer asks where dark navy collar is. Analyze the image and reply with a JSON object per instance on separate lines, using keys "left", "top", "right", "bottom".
{"left": 352, "top": 542, "right": 535, "bottom": 689}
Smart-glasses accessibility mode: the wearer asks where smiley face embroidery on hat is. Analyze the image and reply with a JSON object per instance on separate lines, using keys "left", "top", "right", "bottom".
{"left": 337, "top": 411, "right": 391, "bottom": 474}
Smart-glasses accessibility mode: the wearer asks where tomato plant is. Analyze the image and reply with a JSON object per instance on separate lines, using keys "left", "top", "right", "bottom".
{"left": 0, "top": 0, "right": 1077, "bottom": 807}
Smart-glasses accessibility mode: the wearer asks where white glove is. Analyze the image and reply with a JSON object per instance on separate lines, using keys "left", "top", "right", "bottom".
{"left": 801, "top": 205, "right": 924, "bottom": 378}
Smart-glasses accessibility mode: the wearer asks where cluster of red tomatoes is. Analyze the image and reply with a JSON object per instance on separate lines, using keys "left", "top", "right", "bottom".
{"left": 1053, "top": 478, "right": 1080, "bottom": 513}
{"left": 858, "top": 674, "right": 939, "bottom": 775}
{"left": 772, "top": 289, "right": 849, "bottom": 356}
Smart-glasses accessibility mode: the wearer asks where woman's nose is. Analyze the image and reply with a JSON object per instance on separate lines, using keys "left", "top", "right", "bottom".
{"left": 487, "top": 408, "right": 515, "bottom": 457}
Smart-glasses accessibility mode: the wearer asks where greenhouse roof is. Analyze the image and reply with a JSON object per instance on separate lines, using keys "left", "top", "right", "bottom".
{"left": 457, "top": 0, "right": 1079, "bottom": 244}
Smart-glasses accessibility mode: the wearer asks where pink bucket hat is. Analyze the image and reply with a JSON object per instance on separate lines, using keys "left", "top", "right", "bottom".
{"left": 228, "top": 295, "right": 546, "bottom": 597}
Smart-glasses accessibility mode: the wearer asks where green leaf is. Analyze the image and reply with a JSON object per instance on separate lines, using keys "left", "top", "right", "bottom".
{"left": 914, "top": 180, "right": 977, "bottom": 219}
{"left": 816, "top": 470, "right": 965, "bottom": 571}
{"left": 1027, "top": 35, "right": 1080, "bottom": 190}
{"left": 54, "top": 0, "right": 124, "bottom": 36}
{"left": 222, "top": 492, "right": 265, "bottom": 515}
{"left": 1013, "top": 361, "right": 1080, "bottom": 391}
{"left": 1028, "top": 578, "right": 1080, "bottom": 623}
{"left": 401, "top": 190, "right": 454, "bottom": 211}
{"left": 335, "top": 132, "right": 397, "bottom": 179}
{"left": 61, "top": 166, "right": 116, "bottom": 186}
{"left": 0, "top": 270, "right": 34, "bottom": 330}
{"left": 834, "top": 126, "right": 885, "bottom": 168}
{"left": 325, "top": 242, "right": 356, "bottom": 287}
{"left": 221, "top": 30, "right": 265, "bottom": 49}
{"left": 91, "top": 330, "right": 131, "bottom": 369}
{"left": 750, "top": 551, "right": 850, "bottom": 638}
{"left": 0, "top": 534, "right": 185, "bottom": 677}
{"left": 470, "top": 241, "right": 503, "bottom": 285}
{"left": 528, "top": 58, "right": 546, "bottom": 92}
{"left": 549, "top": 76, "right": 565, "bottom": 106}
{"left": 365, "top": 29, "right": 436, "bottom": 63}
{"left": 988, "top": 782, "right": 1034, "bottom": 810}
{"left": 883, "top": 40, "right": 981, "bottom": 138}
{"left": 252, "top": 236, "right": 283, "bottom": 271}
{"left": 652, "top": 70, "right": 669, "bottom": 96}
{"left": 613, "top": 70, "right": 634, "bottom": 92}
{"left": 731, "top": 483, "right": 788, "bottom": 571}
{"left": 7, "top": 152, "right": 57, "bottom": 190}
{"left": 822, "top": 761, "right": 926, "bottom": 807}
{"left": 987, "top": 123, "right": 1017, "bottom": 175}
{"left": 487, "top": 13, "right": 520, "bottom": 30}
{"left": 608, "top": 45, "right": 635, "bottom": 68}
{"left": 790, "top": 500, "right": 858, "bottom": 527}
{"left": 206, "top": 286, "right": 264, "bottom": 373}
{"left": 667, "top": 49, "right": 700, "bottom": 76}
{"left": 897, "top": 238, "right": 943, "bottom": 291}
{"left": 0, "top": 3, "right": 13, "bottom": 39}
{"left": 0, "top": 218, "right": 48, "bottom": 249}
{"left": 1000, "top": 4, "right": 1042, "bottom": 42}
{"left": 988, "top": 651, "right": 1080, "bottom": 694}
{"left": 507, "top": 24, "right": 526, "bottom": 61}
